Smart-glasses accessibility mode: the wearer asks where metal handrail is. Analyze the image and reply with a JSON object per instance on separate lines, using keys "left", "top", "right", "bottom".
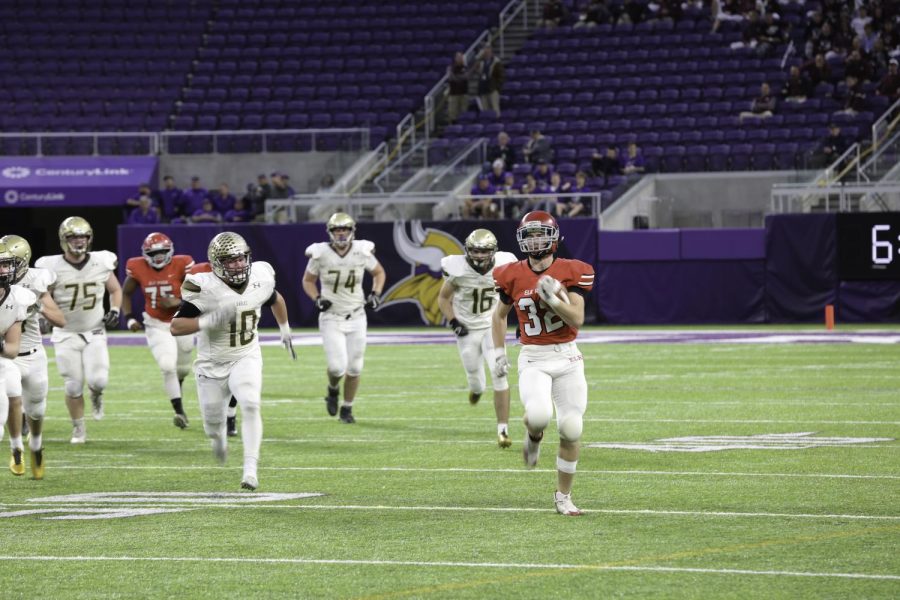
{"left": 457, "top": 191, "right": 605, "bottom": 221}
{"left": 265, "top": 191, "right": 450, "bottom": 223}
{"left": 771, "top": 182, "right": 900, "bottom": 213}
{"left": 871, "top": 96, "right": 900, "bottom": 150}
{"left": 427, "top": 137, "right": 489, "bottom": 191}
{"left": 372, "top": 138, "right": 429, "bottom": 193}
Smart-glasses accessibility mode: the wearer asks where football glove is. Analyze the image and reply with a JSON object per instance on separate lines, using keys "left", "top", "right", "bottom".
{"left": 366, "top": 291, "right": 382, "bottom": 310}
{"left": 198, "top": 303, "right": 235, "bottom": 331}
{"left": 314, "top": 296, "right": 332, "bottom": 312}
{"left": 449, "top": 318, "right": 468, "bottom": 337}
{"left": 536, "top": 275, "right": 566, "bottom": 309}
{"left": 493, "top": 348, "right": 509, "bottom": 378}
{"left": 279, "top": 323, "right": 297, "bottom": 360}
{"left": 103, "top": 308, "right": 121, "bottom": 330}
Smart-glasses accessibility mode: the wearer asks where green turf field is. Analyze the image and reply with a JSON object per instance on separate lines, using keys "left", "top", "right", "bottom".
{"left": 1, "top": 330, "right": 898, "bottom": 599}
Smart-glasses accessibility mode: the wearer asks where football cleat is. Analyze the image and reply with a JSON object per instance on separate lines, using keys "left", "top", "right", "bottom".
{"left": 30, "top": 447, "right": 44, "bottom": 480}
{"left": 468, "top": 392, "right": 481, "bottom": 405}
{"left": 339, "top": 405, "right": 355, "bottom": 424}
{"left": 240, "top": 475, "right": 258, "bottom": 491}
{"left": 70, "top": 423, "right": 86, "bottom": 444}
{"left": 9, "top": 448, "right": 25, "bottom": 476}
{"left": 325, "top": 386, "right": 339, "bottom": 416}
{"left": 226, "top": 416, "right": 237, "bottom": 437}
{"left": 173, "top": 413, "right": 189, "bottom": 429}
{"left": 497, "top": 430, "right": 512, "bottom": 448}
{"left": 554, "top": 490, "right": 583, "bottom": 516}
{"left": 90, "top": 392, "right": 104, "bottom": 420}
{"left": 523, "top": 431, "right": 542, "bottom": 468}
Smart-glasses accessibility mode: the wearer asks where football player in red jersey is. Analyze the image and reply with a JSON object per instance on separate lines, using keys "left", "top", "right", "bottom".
{"left": 121, "top": 232, "right": 196, "bottom": 428}
{"left": 491, "top": 211, "right": 595, "bottom": 516}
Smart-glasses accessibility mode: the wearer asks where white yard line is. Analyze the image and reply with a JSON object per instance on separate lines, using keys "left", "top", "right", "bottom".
{"left": 39, "top": 465, "right": 900, "bottom": 480}
{"left": 6, "top": 502, "right": 899, "bottom": 521}
{"left": 0, "top": 554, "right": 894, "bottom": 581}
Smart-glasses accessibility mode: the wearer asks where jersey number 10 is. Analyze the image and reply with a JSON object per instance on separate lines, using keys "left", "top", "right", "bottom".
{"left": 229, "top": 310, "right": 258, "bottom": 347}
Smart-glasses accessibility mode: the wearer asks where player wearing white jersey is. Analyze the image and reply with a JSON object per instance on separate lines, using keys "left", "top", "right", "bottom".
{"left": 34, "top": 217, "right": 122, "bottom": 444}
{"left": 171, "top": 232, "right": 294, "bottom": 491}
{"left": 0, "top": 243, "right": 37, "bottom": 475}
{"left": 438, "top": 229, "right": 517, "bottom": 447}
{"left": 302, "top": 213, "right": 386, "bottom": 424}
{"left": 0, "top": 235, "right": 65, "bottom": 479}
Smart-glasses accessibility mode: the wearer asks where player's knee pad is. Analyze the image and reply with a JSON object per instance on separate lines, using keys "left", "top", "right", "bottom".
{"left": 327, "top": 366, "right": 346, "bottom": 379}
{"left": 346, "top": 356, "right": 364, "bottom": 378}
{"left": 64, "top": 378, "right": 84, "bottom": 398}
{"left": 86, "top": 372, "right": 108, "bottom": 395}
{"left": 466, "top": 368, "right": 486, "bottom": 395}
{"left": 24, "top": 396, "right": 46, "bottom": 420}
{"left": 156, "top": 354, "right": 177, "bottom": 374}
{"left": 491, "top": 374, "right": 509, "bottom": 392}
{"left": 525, "top": 402, "right": 553, "bottom": 432}
{"left": 558, "top": 414, "right": 583, "bottom": 442}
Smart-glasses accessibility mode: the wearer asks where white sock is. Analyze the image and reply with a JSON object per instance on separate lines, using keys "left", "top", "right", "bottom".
{"left": 73, "top": 417, "right": 85, "bottom": 428}
{"left": 29, "top": 433, "right": 42, "bottom": 451}
{"left": 497, "top": 423, "right": 508, "bottom": 435}
{"left": 241, "top": 408, "right": 262, "bottom": 471}
{"left": 10, "top": 435, "right": 22, "bottom": 450}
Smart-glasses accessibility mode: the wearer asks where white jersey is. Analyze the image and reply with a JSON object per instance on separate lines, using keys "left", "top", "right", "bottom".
{"left": 441, "top": 251, "right": 517, "bottom": 329}
{"left": 181, "top": 261, "right": 276, "bottom": 378}
{"left": 13, "top": 267, "right": 56, "bottom": 352}
{"left": 0, "top": 285, "right": 37, "bottom": 341}
{"left": 305, "top": 240, "right": 377, "bottom": 314}
{"left": 35, "top": 251, "right": 117, "bottom": 335}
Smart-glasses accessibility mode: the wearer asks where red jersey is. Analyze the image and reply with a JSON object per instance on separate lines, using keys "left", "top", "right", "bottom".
{"left": 125, "top": 255, "right": 195, "bottom": 322}
{"left": 188, "top": 262, "right": 212, "bottom": 274}
{"left": 493, "top": 258, "right": 594, "bottom": 345}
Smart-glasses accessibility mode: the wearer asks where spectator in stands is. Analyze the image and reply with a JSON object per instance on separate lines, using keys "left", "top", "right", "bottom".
{"left": 781, "top": 65, "right": 811, "bottom": 103}
{"left": 245, "top": 173, "right": 272, "bottom": 219}
{"left": 159, "top": 175, "right": 184, "bottom": 222}
{"left": 317, "top": 173, "right": 336, "bottom": 194}
{"left": 850, "top": 6, "right": 872, "bottom": 40}
{"left": 591, "top": 145, "right": 622, "bottom": 184}
{"left": 617, "top": 0, "right": 646, "bottom": 24}
{"left": 269, "top": 172, "right": 295, "bottom": 199}
{"left": 487, "top": 158, "right": 509, "bottom": 188}
{"left": 568, "top": 170, "right": 593, "bottom": 217}
{"left": 476, "top": 46, "right": 504, "bottom": 117}
{"left": 180, "top": 176, "right": 207, "bottom": 217}
{"left": 541, "top": 0, "right": 567, "bottom": 28}
{"left": 811, "top": 122, "right": 848, "bottom": 168}
{"left": 881, "top": 21, "right": 900, "bottom": 56}
{"left": 522, "top": 129, "right": 553, "bottom": 165}
{"left": 869, "top": 38, "right": 890, "bottom": 76}
{"left": 731, "top": 10, "right": 764, "bottom": 51}
{"left": 836, "top": 74, "right": 867, "bottom": 114}
{"left": 487, "top": 131, "right": 517, "bottom": 171}
{"left": 711, "top": 0, "right": 750, "bottom": 33}
{"left": 739, "top": 82, "right": 776, "bottom": 121}
{"left": 518, "top": 174, "right": 543, "bottom": 214}
{"left": 809, "top": 21, "right": 843, "bottom": 61}
{"left": 620, "top": 142, "right": 646, "bottom": 176}
{"left": 125, "top": 183, "right": 160, "bottom": 212}
{"left": 575, "top": 0, "right": 612, "bottom": 28}
{"left": 861, "top": 23, "right": 879, "bottom": 55}
{"left": 756, "top": 11, "right": 788, "bottom": 57}
{"left": 552, "top": 171, "right": 590, "bottom": 218}
{"left": 447, "top": 52, "right": 470, "bottom": 124}
{"left": 876, "top": 59, "right": 900, "bottom": 103}
{"left": 224, "top": 197, "right": 254, "bottom": 223}
{"left": 190, "top": 197, "right": 223, "bottom": 224}
{"left": 532, "top": 159, "right": 554, "bottom": 187}
{"left": 463, "top": 174, "right": 498, "bottom": 219}
{"left": 802, "top": 53, "right": 833, "bottom": 88}
{"left": 845, "top": 49, "right": 874, "bottom": 83}
{"left": 127, "top": 195, "right": 160, "bottom": 225}
{"left": 207, "top": 182, "right": 236, "bottom": 214}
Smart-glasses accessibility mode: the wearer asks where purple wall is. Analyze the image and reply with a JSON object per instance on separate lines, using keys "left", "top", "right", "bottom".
{"left": 117, "top": 216, "right": 900, "bottom": 326}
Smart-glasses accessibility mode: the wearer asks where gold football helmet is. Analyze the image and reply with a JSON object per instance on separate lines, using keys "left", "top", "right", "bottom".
{"left": 59, "top": 216, "right": 93, "bottom": 256}
{"left": 464, "top": 228, "right": 498, "bottom": 273}
{"left": 0, "top": 242, "right": 17, "bottom": 290}
{"left": 0, "top": 234, "right": 31, "bottom": 283}
{"left": 326, "top": 212, "right": 356, "bottom": 249}
{"left": 208, "top": 231, "right": 251, "bottom": 285}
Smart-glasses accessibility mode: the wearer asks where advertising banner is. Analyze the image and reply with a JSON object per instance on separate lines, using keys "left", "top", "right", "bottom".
{"left": 0, "top": 156, "right": 158, "bottom": 207}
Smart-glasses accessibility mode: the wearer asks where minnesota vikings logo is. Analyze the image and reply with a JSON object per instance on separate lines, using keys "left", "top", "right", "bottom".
{"left": 381, "top": 221, "right": 463, "bottom": 325}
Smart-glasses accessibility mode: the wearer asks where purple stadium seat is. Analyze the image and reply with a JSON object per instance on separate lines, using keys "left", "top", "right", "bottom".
{"left": 752, "top": 143, "right": 776, "bottom": 169}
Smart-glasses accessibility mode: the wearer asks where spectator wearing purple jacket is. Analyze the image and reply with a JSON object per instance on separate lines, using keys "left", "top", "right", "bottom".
{"left": 532, "top": 159, "right": 554, "bottom": 186}
{"left": 190, "top": 198, "right": 223, "bottom": 224}
{"left": 127, "top": 195, "right": 160, "bottom": 225}
{"left": 180, "top": 176, "right": 208, "bottom": 216}
{"left": 124, "top": 182, "right": 161, "bottom": 212}
{"left": 558, "top": 170, "right": 591, "bottom": 217}
{"left": 207, "top": 182, "right": 236, "bottom": 214}
{"left": 620, "top": 143, "right": 646, "bottom": 175}
{"left": 463, "top": 174, "right": 498, "bottom": 219}
{"left": 224, "top": 197, "right": 254, "bottom": 223}
{"left": 486, "top": 158, "right": 509, "bottom": 187}
{"left": 159, "top": 175, "right": 184, "bottom": 222}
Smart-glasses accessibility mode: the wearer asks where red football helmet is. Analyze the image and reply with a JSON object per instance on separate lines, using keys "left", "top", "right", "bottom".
{"left": 141, "top": 232, "right": 174, "bottom": 268}
{"left": 516, "top": 210, "right": 560, "bottom": 257}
